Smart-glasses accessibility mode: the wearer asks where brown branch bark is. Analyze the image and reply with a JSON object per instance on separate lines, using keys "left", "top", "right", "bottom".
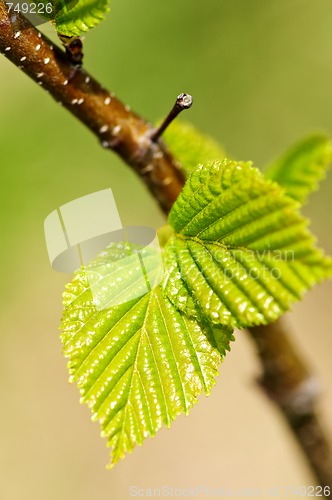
{"left": 1, "top": 2, "right": 331, "bottom": 486}
{"left": 0, "top": 2, "right": 186, "bottom": 214}
{"left": 250, "top": 319, "right": 332, "bottom": 486}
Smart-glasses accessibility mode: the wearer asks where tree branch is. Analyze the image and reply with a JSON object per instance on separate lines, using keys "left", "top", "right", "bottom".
{"left": 250, "top": 319, "right": 332, "bottom": 486}
{"left": 0, "top": 1, "right": 186, "bottom": 214}
{"left": 1, "top": 2, "right": 331, "bottom": 486}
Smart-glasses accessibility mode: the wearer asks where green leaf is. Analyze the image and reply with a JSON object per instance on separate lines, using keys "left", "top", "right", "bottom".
{"left": 163, "top": 121, "right": 226, "bottom": 177}
{"left": 164, "top": 160, "right": 332, "bottom": 328}
{"left": 61, "top": 242, "right": 233, "bottom": 468}
{"left": 26, "top": 0, "right": 109, "bottom": 35}
{"left": 265, "top": 135, "right": 332, "bottom": 205}
{"left": 54, "top": 0, "right": 110, "bottom": 37}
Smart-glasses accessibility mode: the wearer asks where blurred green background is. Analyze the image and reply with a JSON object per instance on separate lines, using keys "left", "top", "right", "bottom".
{"left": 0, "top": 0, "right": 332, "bottom": 498}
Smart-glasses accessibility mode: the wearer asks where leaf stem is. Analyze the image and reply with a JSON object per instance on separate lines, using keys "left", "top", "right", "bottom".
{"left": 150, "top": 93, "right": 193, "bottom": 142}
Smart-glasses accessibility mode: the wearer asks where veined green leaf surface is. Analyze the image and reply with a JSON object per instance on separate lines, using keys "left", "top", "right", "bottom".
{"left": 61, "top": 242, "right": 233, "bottom": 468}
{"left": 265, "top": 135, "right": 332, "bottom": 204}
{"left": 26, "top": 0, "right": 109, "bottom": 35}
{"left": 54, "top": 0, "right": 110, "bottom": 36}
{"left": 163, "top": 121, "right": 226, "bottom": 177}
{"left": 164, "top": 160, "right": 332, "bottom": 328}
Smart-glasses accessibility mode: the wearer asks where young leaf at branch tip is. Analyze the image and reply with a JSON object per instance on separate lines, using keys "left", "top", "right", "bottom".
{"left": 34, "top": 0, "right": 111, "bottom": 37}
{"left": 55, "top": 0, "right": 110, "bottom": 36}
{"left": 163, "top": 160, "right": 332, "bottom": 328}
{"left": 265, "top": 134, "right": 332, "bottom": 205}
{"left": 162, "top": 121, "right": 226, "bottom": 177}
{"left": 61, "top": 241, "right": 234, "bottom": 468}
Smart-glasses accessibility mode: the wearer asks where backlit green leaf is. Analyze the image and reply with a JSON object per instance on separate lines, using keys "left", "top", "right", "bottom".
{"left": 26, "top": 0, "right": 110, "bottom": 36}
{"left": 61, "top": 242, "right": 233, "bottom": 468}
{"left": 265, "top": 135, "right": 332, "bottom": 204}
{"left": 164, "top": 160, "right": 332, "bottom": 327}
{"left": 54, "top": 0, "right": 110, "bottom": 36}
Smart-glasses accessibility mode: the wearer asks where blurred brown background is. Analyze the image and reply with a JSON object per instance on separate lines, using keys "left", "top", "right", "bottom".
{"left": 0, "top": 0, "right": 331, "bottom": 498}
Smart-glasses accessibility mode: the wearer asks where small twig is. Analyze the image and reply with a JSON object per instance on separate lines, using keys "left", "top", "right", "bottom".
{"left": 151, "top": 93, "right": 193, "bottom": 142}
{"left": 1, "top": 2, "right": 331, "bottom": 486}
